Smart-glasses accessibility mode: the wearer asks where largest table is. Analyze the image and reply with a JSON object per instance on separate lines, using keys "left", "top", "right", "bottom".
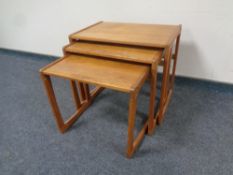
{"left": 68, "top": 21, "right": 182, "bottom": 133}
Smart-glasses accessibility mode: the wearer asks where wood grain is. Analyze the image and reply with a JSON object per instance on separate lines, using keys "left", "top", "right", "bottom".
{"left": 41, "top": 55, "right": 149, "bottom": 93}
{"left": 70, "top": 21, "right": 181, "bottom": 48}
{"left": 65, "top": 41, "right": 163, "bottom": 64}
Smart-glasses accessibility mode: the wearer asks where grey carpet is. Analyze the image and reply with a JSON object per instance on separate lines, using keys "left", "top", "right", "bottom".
{"left": 0, "top": 48, "right": 233, "bottom": 175}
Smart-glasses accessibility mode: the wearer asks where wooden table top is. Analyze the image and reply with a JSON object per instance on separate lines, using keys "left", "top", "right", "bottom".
{"left": 65, "top": 41, "right": 163, "bottom": 64}
{"left": 41, "top": 55, "right": 149, "bottom": 92}
{"left": 70, "top": 21, "right": 181, "bottom": 48}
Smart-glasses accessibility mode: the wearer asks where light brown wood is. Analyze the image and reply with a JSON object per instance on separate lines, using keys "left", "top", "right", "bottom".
{"left": 68, "top": 21, "right": 103, "bottom": 43}
{"left": 127, "top": 92, "right": 137, "bottom": 158}
{"left": 41, "top": 55, "right": 149, "bottom": 93}
{"left": 70, "top": 80, "right": 81, "bottom": 109}
{"left": 41, "top": 74, "right": 65, "bottom": 133}
{"left": 70, "top": 21, "right": 181, "bottom": 48}
{"left": 69, "top": 21, "right": 182, "bottom": 130}
{"left": 41, "top": 21, "right": 182, "bottom": 158}
{"left": 41, "top": 56, "right": 151, "bottom": 158}
{"left": 170, "top": 34, "right": 181, "bottom": 89}
{"left": 83, "top": 84, "right": 90, "bottom": 101}
{"left": 156, "top": 34, "right": 181, "bottom": 124}
{"left": 65, "top": 41, "right": 163, "bottom": 64}
{"left": 77, "top": 82, "right": 86, "bottom": 102}
{"left": 41, "top": 74, "right": 102, "bottom": 133}
{"left": 147, "top": 62, "right": 158, "bottom": 135}
{"left": 127, "top": 92, "right": 151, "bottom": 158}
{"left": 67, "top": 22, "right": 104, "bottom": 102}
{"left": 157, "top": 47, "right": 172, "bottom": 124}
{"left": 41, "top": 73, "right": 104, "bottom": 133}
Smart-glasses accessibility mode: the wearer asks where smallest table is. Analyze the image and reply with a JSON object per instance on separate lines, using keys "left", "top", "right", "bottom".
{"left": 40, "top": 54, "right": 155, "bottom": 158}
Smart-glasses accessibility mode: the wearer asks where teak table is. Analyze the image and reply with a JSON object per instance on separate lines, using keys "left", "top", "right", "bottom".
{"left": 68, "top": 21, "right": 182, "bottom": 132}
{"left": 64, "top": 41, "right": 163, "bottom": 134}
{"left": 40, "top": 54, "right": 152, "bottom": 158}
{"left": 40, "top": 21, "right": 182, "bottom": 158}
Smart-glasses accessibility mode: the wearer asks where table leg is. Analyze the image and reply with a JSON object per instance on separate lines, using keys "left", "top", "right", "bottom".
{"left": 147, "top": 62, "right": 158, "bottom": 135}
{"left": 41, "top": 73, "right": 66, "bottom": 133}
{"left": 84, "top": 84, "right": 90, "bottom": 101}
{"left": 156, "top": 34, "right": 181, "bottom": 125}
{"left": 41, "top": 73, "right": 104, "bottom": 133}
{"left": 170, "top": 34, "right": 181, "bottom": 90}
{"left": 157, "top": 47, "right": 172, "bottom": 125}
{"left": 77, "top": 82, "right": 86, "bottom": 102}
{"left": 77, "top": 82, "right": 91, "bottom": 102}
{"left": 70, "top": 80, "right": 81, "bottom": 109}
{"left": 127, "top": 92, "right": 137, "bottom": 158}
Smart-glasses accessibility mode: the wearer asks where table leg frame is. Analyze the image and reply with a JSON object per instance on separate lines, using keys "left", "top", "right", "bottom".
{"left": 127, "top": 92, "right": 149, "bottom": 158}
{"left": 70, "top": 80, "right": 81, "bottom": 109}
{"left": 147, "top": 61, "right": 158, "bottom": 135}
{"left": 156, "top": 34, "right": 181, "bottom": 125}
{"left": 41, "top": 73, "right": 148, "bottom": 158}
{"left": 41, "top": 73, "right": 104, "bottom": 133}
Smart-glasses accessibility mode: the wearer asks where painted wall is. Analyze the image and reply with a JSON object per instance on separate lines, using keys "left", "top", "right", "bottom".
{"left": 0, "top": 0, "right": 233, "bottom": 83}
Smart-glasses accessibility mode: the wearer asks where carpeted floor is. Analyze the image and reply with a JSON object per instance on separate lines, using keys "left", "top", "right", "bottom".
{"left": 0, "top": 48, "right": 233, "bottom": 175}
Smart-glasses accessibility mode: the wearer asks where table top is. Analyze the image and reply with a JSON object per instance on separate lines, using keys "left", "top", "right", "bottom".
{"left": 65, "top": 41, "right": 163, "bottom": 64}
{"left": 41, "top": 55, "right": 149, "bottom": 92}
{"left": 70, "top": 21, "right": 181, "bottom": 48}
